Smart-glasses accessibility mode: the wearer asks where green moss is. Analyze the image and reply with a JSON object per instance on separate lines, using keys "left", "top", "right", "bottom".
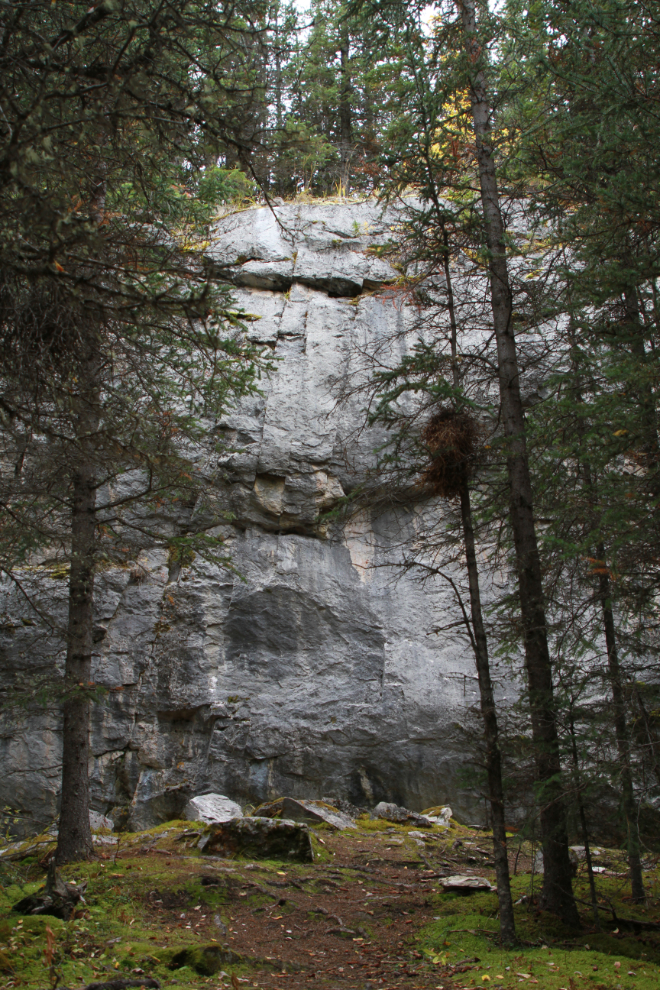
{"left": 3, "top": 819, "right": 658, "bottom": 990}
{"left": 310, "top": 834, "right": 334, "bottom": 862}
{"left": 415, "top": 870, "right": 660, "bottom": 990}
{"left": 170, "top": 944, "right": 244, "bottom": 975}
{"left": 354, "top": 817, "right": 401, "bottom": 833}
{"left": 0, "top": 947, "right": 14, "bottom": 973}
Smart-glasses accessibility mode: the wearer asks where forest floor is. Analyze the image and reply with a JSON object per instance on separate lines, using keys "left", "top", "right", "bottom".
{"left": 1, "top": 817, "right": 659, "bottom": 990}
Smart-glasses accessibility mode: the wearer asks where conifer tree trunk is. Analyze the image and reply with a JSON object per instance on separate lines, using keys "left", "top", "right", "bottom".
{"left": 56, "top": 453, "right": 97, "bottom": 865}
{"left": 568, "top": 706, "right": 600, "bottom": 928}
{"left": 597, "top": 564, "right": 645, "bottom": 903}
{"left": 571, "top": 323, "right": 645, "bottom": 905}
{"left": 443, "top": 224, "right": 516, "bottom": 943}
{"left": 56, "top": 389, "right": 99, "bottom": 863}
{"left": 56, "top": 234, "right": 102, "bottom": 866}
{"left": 458, "top": 0, "right": 579, "bottom": 926}
{"left": 459, "top": 481, "right": 517, "bottom": 942}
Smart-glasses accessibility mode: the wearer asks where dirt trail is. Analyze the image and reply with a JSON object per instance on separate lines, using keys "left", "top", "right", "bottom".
{"left": 143, "top": 824, "right": 497, "bottom": 990}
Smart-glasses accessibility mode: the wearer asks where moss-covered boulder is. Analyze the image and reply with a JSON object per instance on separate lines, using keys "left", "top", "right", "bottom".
{"left": 169, "top": 944, "right": 244, "bottom": 975}
{"left": 198, "top": 816, "right": 313, "bottom": 862}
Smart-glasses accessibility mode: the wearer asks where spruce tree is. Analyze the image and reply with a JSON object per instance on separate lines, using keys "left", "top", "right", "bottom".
{"left": 0, "top": 0, "right": 270, "bottom": 863}
{"left": 506, "top": 0, "right": 660, "bottom": 902}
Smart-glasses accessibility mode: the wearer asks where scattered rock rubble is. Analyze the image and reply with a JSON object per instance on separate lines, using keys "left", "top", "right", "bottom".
{"left": 182, "top": 792, "right": 449, "bottom": 833}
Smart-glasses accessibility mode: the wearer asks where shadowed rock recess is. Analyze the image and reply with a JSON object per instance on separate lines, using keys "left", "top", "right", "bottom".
{"left": 0, "top": 200, "right": 497, "bottom": 836}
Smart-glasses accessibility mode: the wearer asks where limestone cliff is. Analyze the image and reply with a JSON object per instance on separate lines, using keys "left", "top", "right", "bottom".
{"left": 0, "top": 201, "right": 489, "bottom": 834}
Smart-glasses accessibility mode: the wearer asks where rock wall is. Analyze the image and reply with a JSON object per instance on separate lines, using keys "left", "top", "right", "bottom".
{"left": 0, "top": 201, "right": 495, "bottom": 835}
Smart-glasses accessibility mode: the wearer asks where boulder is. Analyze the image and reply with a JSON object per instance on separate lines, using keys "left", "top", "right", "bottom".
{"left": 322, "top": 797, "right": 369, "bottom": 819}
{"left": 373, "top": 801, "right": 432, "bottom": 827}
{"left": 184, "top": 794, "right": 243, "bottom": 824}
{"left": 421, "top": 805, "right": 453, "bottom": 827}
{"left": 253, "top": 796, "right": 356, "bottom": 830}
{"left": 89, "top": 810, "right": 114, "bottom": 831}
{"left": 569, "top": 844, "right": 604, "bottom": 860}
{"left": 440, "top": 875, "right": 495, "bottom": 893}
{"left": 198, "top": 816, "right": 314, "bottom": 862}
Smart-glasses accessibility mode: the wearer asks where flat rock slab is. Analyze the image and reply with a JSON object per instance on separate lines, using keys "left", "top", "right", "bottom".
{"left": 184, "top": 793, "right": 243, "bottom": 824}
{"left": 198, "top": 816, "right": 314, "bottom": 862}
{"left": 440, "top": 874, "right": 495, "bottom": 893}
{"left": 254, "top": 797, "right": 356, "bottom": 830}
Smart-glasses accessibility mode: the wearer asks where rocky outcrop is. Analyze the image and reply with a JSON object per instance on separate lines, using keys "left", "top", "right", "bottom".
{"left": 0, "top": 199, "right": 502, "bottom": 837}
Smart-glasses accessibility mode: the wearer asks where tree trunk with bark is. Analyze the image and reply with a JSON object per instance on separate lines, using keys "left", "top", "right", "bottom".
{"left": 442, "top": 221, "right": 516, "bottom": 943}
{"left": 56, "top": 463, "right": 97, "bottom": 863}
{"left": 598, "top": 565, "right": 645, "bottom": 903}
{"left": 577, "top": 389, "right": 646, "bottom": 906}
{"left": 458, "top": 0, "right": 579, "bottom": 926}
{"left": 568, "top": 707, "right": 601, "bottom": 928}
{"left": 56, "top": 345, "right": 100, "bottom": 865}
{"left": 459, "top": 481, "right": 517, "bottom": 943}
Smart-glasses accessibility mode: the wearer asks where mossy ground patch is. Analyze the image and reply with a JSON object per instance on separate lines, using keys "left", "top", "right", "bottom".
{"left": 1, "top": 821, "right": 658, "bottom": 990}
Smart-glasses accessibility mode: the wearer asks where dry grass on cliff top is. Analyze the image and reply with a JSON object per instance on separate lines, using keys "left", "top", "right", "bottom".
{"left": 1, "top": 818, "right": 659, "bottom": 990}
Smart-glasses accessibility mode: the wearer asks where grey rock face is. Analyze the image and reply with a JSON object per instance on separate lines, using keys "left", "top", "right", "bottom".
{"left": 184, "top": 794, "right": 243, "bottom": 824}
{"left": 0, "top": 200, "right": 499, "bottom": 837}
{"left": 89, "top": 811, "right": 114, "bottom": 832}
